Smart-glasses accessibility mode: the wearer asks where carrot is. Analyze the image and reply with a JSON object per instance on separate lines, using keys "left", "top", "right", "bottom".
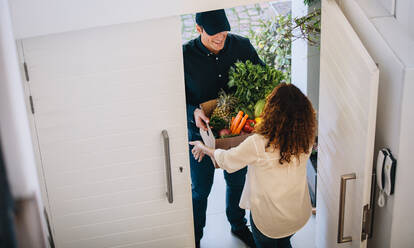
{"left": 231, "top": 111, "right": 243, "bottom": 133}
{"left": 230, "top": 117, "right": 236, "bottom": 133}
{"left": 231, "top": 111, "right": 244, "bottom": 134}
{"left": 234, "top": 114, "right": 249, "bottom": 135}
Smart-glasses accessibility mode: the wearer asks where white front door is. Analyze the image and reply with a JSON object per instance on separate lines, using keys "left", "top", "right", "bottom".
{"left": 316, "top": 0, "right": 379, "bottom": 247}
{"left": 22, "top": 16, "right": 194, "bottom": 248}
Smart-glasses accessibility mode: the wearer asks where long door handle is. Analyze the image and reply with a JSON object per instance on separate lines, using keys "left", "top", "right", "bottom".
{"left": 337, "top": 173, "right": 356, "bottom": 243}
{"left": 162, "top": 130, "right": 173, "bottom": 204}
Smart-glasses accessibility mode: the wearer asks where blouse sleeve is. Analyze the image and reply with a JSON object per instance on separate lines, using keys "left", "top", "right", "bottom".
{"left": 213, "top": 135, "right": 259, "bottom": 173}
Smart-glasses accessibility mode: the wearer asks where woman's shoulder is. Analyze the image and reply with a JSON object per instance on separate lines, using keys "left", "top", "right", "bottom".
{"left": 250, "top": 133, "right": 267, "bottom": 145}
{"left": 248, "top": 134, "right": 271, "bottom": 154}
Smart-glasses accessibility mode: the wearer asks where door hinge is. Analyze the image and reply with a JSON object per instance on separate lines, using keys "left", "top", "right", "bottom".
{"left": 361, "top": 204, "right": 373, "bottom": 241}
{"left": 29, "top": 96, "right": 35, "bottom": 114}
{"left": 43, "top": 209, "right": 55, "bottom": 248}
{"left": 23, "top": 62, "right": 30, "bottom": 82}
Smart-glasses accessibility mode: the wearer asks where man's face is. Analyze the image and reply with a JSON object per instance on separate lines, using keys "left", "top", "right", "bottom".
{"left": 196, "top": 25, "right": 228, "bottom": 54}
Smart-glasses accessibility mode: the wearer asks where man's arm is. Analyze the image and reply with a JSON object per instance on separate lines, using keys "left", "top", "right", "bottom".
{"left": 184, "top": 65, "right": 209, "bottom": 131}
{"left": 186, "top": 103, "right": 198, "bottom": 124}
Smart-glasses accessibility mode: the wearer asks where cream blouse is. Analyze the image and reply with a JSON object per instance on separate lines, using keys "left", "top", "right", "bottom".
{"left": 214, "top": 134, "right": 312, "bottom": 238}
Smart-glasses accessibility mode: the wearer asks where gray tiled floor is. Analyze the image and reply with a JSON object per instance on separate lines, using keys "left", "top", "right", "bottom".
{"left": 201, "top": 169, "right": 315, "bottom": 248}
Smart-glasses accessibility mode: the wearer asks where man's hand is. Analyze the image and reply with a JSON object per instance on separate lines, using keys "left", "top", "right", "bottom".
{"left": 194, "top": 108, "right": 209, "bottom": 131}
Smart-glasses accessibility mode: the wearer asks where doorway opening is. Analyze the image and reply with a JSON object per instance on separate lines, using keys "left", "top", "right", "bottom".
{"left": 181, "top": 1, "right": 321, "bottom": 247}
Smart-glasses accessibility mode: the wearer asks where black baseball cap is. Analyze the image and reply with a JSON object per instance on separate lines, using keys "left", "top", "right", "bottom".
{"left": 195, "top": 9, "right": 231, "bottom": 35}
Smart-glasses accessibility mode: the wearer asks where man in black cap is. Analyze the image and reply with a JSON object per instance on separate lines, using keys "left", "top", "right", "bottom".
{"left": 183, "top": 9, "right": 263, "bottom": 248}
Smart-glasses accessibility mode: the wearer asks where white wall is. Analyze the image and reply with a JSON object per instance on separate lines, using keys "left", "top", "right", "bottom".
{"left": 339, "top": 0, "right": 414, "bottom": 247}
{"left": 0, "top": 0, "right": 39, "bottom": 199}
{"left": 389, "top": 68, "right": 414, "bottom": 248}
{"left": 305, "top": 7, "right": 320, "bottom": 113}
{"left": 378, "top": 0, "right": 395, "bottom": 15}
{"left": 8, "top": 0, "right": 269, "bottom": 39}
{"left": 395, "top": 0, "right": 414, "bottom": 38}
{"left": 0, "top": 5, "right": 48, "bottom": 244}
{"left": 291, "top": 0, "right": 320, "bottom": 112}
{"left": 291, "top": 0, "right": 308, "bottom": 94}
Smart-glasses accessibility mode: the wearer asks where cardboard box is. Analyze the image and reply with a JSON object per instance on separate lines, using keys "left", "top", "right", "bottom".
{"left": 200, "top": 99, "right": 252, "bottom": 149}
{"left": 199, "top": 99, "right": 252, "bottom": 167}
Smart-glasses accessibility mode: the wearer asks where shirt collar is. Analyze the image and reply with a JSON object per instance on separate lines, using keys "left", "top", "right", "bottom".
{"left": 220, "top": 34, "right": 230, "bottom": 54}
{"left": 196, "top": 36, "right": 213, "bottom": 56}
{"left": 196, "top": 35, "right": 230, "bottom": 56}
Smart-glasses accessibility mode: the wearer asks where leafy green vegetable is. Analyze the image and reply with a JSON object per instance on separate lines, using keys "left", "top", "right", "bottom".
{"left": 240, "top": 107, "right": 254, "bottom": 120}
{"left": 228, "top": 60, "right": 284, "bottom": 117}
{"left": 209, "top": 115, "right": 227, "bottom": 132}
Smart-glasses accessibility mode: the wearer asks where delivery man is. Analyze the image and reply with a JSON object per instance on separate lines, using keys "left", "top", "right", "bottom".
{"left": 183, "top": 9, "right": 264, "bottom": 248}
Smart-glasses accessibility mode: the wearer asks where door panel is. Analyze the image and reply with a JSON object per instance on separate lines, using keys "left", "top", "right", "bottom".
{"left": 316, "top": 177, "right": 338, "bottom": 248}
{"left": 54, "top": 195, "right": 190, "bottom": 229}
{"left": 23, "top": 16, "right": 194, "bottom": 247}
{"left": 10, "top": 0, "right": 267, "bottom": 39}
{"left": 59, "top": 208, "right": 191, "bottom": 240}
{"left": 316, "top": 0, "right": 379, "bottom": 247}
{"left": 61, "top": 221, "right": 193, "bottom": 248}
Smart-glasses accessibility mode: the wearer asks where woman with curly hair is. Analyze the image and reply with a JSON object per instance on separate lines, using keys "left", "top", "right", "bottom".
{"left": 190, "top": 83, "right": 317, "bottom": 248}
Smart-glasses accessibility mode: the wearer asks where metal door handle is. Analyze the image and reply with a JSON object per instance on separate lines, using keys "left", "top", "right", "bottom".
{"left": 337, "top": 173, "right": 356, "bottom": 243}
{"left": 162, "top": 130, "right": 173, "bottom": 204}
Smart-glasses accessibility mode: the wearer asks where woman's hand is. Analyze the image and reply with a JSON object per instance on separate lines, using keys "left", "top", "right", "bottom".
{"left": 189, "top": 140, "right": 216, "bottom": 163}
{"left": 189, "top": 141, "right": 206, "bottom": 162}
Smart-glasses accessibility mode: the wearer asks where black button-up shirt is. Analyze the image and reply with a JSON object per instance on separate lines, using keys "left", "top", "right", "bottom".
{"left": 183, "top": 33, "right": 264, "bottom": 133}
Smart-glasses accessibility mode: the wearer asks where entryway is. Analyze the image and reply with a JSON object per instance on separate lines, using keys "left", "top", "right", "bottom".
{"left": 181, "top": 2, "right": 319, "bottom": 247}
{"left": 7, "top": 0, "right": 379, "bottom": 247}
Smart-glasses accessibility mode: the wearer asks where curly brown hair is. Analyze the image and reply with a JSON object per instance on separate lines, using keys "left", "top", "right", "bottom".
{"left": 255, "top": 83, "right": 316, "bottom": 164}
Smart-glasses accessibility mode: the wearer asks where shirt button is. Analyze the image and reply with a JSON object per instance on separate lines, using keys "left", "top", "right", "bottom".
{"left": 216, "top": 57, "right": 219, "bottom": 61}
{"left": 218, "top": 74, "right": 222, "bottom": 78}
